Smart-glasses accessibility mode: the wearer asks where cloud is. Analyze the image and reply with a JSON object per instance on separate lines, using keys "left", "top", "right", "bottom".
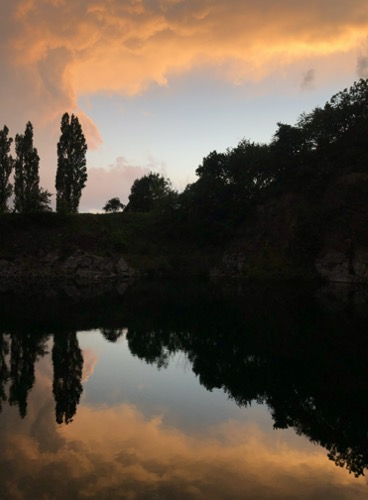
{"left": 301, "top": 69, "right": 315, "bottom": 90}
{"left": 4, "top": 1, "right": 368, "bottom": 105}
{"left": 3, "top": 1, "right": 368, "bottom": 112}
{"left": 356, "top": 37, "right": 368, "bottom": 78}
{"left": 1, "top": 400, "right": 366, "bottom": 499}
{"left": 357, "top": 55, "right": 368, "bottom": 78}
{"left": 81, "top": 348, "right": 98, "bottom": 383}
{"left": 68, "top": 1, "right": 368, "bottom": 93}
{"left": 75, "top": 111, "right": 102, "bottom": 151}
{"left": 82, "top": 157, "right": 150, "bottom": 212}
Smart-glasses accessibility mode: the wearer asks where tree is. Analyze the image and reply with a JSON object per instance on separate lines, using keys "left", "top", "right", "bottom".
{"left": 125, "top": 172, "right": 173, "bottom": 212}
{"left": 0, "top": 125, "right": 14, "bottom": 213}
{"left": 184, "top": 140, "right": 272, "bottom": 233}
{"left": 271, "top": 122, "right": 306, "bottom": 172}
{"left": 14, "top": 122, "right": 49, "bottom": 213}
{"left": 36, "top": 188, "right": 53, "bottom": 213}
{"left": 56, "top": 113, "right": 87, "bottom": 214}
{"left": 103, "top": 197, "right": 125, "bottom": 213}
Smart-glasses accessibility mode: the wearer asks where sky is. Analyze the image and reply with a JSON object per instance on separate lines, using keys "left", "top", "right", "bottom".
{"left": 2, "top": 0, "right": 368, "bottom": 212}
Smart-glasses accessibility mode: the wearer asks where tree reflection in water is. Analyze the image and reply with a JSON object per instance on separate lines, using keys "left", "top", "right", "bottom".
{"left": 0, "top": 333, "right": 9, "bottom": 413}
{"left": 0, "top": 280, "right": 367, "bottom": 477}
{"left": 52, "top": 331, "right": 83, "bottom": 425}
{"left": 9, "top": 330, "right": 48, "bottom": 418}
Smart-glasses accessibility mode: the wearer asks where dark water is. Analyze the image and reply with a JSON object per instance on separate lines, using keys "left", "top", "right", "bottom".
{"left": 0, "top": 279, "right": 367, "bottom": 499}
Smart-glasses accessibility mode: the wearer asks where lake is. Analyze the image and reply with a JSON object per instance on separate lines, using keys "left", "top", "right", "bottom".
{"left": 0, "top": 279, "right": 367, "bottom": 499}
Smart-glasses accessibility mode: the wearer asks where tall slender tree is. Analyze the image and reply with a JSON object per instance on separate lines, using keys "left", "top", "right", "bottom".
{"left": 0, "top": 125, "right": 14, "bottom": 213}
{"left": 55, "top": 113, "right": 87, "bottom": 214}
{"left": 14, "top": 121, "right": 46, "bottom": 213}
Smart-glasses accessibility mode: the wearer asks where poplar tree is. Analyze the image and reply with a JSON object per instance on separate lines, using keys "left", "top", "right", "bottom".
{"left": 14, "top": 122, "right": 42, "bottom": 213}
{"left": 55, "top": 113, "right": 87, "bottom": 214}
{"left": 0, "top": 125, "right": 14, "bottom": 213}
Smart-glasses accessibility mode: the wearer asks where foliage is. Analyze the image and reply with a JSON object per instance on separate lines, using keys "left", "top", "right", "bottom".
{"left": 125, "top": 172, "right": 175, "bottom": 212}
{"left": 14, "top": 122, "right": 50, "bottom": 213}
{"left": 171, "top": 78, "right": 368, "bottom": 251}
{"left": 175, "top": 140, "right": 272, "bottom": 242}
{"left": 195, "top": 140, "right": 272, "bottom": 190}
{"left": 271, "top": 78, "right": 368, "bottom": 182}
{"left": 0, "top": 125, "right": 14, "bottom": 213}
{"left": 56, "top": 113, "right": 87, "bottom": 214}
{"left": 37, "top": 188, "right": 53, "bottom": 213}
{"left": 14, "top": 122, "right": 39, "bottom": 213}
{"left": 103, "top": 197, "right": 125, "bottom": 213}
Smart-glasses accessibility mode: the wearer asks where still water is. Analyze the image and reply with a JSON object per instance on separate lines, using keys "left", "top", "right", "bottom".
{"left": 0, "top": 279, "right": 367, "bottom": 499}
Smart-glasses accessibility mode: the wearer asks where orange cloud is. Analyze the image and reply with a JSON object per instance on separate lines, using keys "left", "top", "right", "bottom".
{"left": 2, "top": 401, "right": 367, "bottom": 498}
{"left": 68, "top": 1, "right": 368, "bottom": 93}
{"left": 81, "top": 348, "right": 98, "bottom": 382}
{"left": 5, "top": 1, "right": 368, "bottom": 102}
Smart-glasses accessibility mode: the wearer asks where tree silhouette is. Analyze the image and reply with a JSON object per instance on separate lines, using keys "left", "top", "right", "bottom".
{"left": 125, "top": 172, "right": 173, "bottom": 212}
{"left": 103, "top": 197, "right": 125, "bottom": 213}
{"left": 0, "top": 333, "right": 9, "bottom": 414}
{"left": 52, "top": 331, "right": 83, "bottom": 424}
{"left": 8, "top": 331, "right": 47, "bottom": 418}
{"left": 14, "top": 122, "right": 50, "bottom": 213}
{"left": 56, "top": 113, "right": 87, "bottom": 214}
{"left": 100, "top": 327, "right": 126, "bottom": 342}
{"left": 0, "top": 125, "right": 14, "bottom": 213}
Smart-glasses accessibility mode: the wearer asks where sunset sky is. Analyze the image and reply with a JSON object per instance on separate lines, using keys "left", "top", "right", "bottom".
{"left": 2, "top": 0, "right": 368, "bottom": 211}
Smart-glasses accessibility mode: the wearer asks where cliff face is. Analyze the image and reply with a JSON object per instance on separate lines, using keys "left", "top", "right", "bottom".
{"left": 314, "top": 173, "right": 368, "bottom": 283}
{"left": 217, "top": 172, "right": 368, "bottom": 283}
{"left": 0, "top": 250, "right": 134, "bottom": 281}
{"left": 0, "top": 213, "right": 135, "bottom": 282}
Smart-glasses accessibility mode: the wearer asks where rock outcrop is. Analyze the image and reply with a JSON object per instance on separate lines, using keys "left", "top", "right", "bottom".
{"left": 313, "top": 173, "right": 368, "bottom": 283}
{"left": 315, "top": 249, "right": 368, "bottom": 283}
{"left": 213, "top": 172, "right": 368, "bottom": 283}
{"left": 0, "top": 250, "right": 135, "bottom": 281}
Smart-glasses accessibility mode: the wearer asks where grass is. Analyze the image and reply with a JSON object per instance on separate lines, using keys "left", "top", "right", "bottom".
{"left": 0, "top": 211, "right": 221, "bottom": 276}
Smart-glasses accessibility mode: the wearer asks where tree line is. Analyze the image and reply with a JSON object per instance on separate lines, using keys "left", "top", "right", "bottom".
{"left": 119, "top": 78, "right": 368, "bottom": 243}
{"left": 2, "top": 78, "right": 368, "bottom": 220}
{"left": 0, "top": 113, "right": 87, "bottom": 214}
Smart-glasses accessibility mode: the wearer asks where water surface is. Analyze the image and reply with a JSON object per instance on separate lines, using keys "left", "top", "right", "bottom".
{"left": 0, "top": 280, "right": 367, "bottom": 498}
